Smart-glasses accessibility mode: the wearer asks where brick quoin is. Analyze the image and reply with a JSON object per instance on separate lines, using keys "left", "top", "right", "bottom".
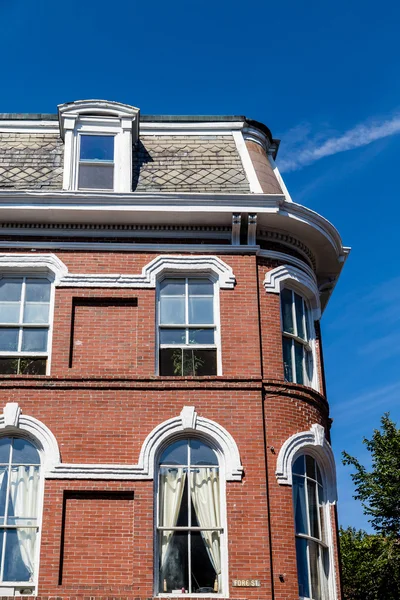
{"left": 0, "top": 105, "right": 349, "bottom": 600}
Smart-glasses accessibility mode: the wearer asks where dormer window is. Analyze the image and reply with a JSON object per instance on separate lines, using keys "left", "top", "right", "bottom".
{"left": 78, "top": 135, "right": 115, "bottom": 190}
{"left": 58, "top": 99, "right": 140, "bottom": 193}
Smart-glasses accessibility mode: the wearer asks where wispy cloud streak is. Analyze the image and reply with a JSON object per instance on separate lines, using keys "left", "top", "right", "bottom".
{"left": 279, "top": 114, "right": 400, "bottom": 172}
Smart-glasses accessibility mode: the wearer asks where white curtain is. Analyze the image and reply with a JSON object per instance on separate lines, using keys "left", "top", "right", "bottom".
{"left": 190, "top": 467, "right": 221, "bottom": 591}
{"left": 159, "top": 467, "right": 187, "bottom": 569}
{"left": 9, "top": 465, "right": 40, "bottom": 580}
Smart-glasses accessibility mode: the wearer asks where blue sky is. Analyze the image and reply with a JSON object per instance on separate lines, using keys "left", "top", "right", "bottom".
{"left": 1, "top": 0, "right": 399, "bottom": 531}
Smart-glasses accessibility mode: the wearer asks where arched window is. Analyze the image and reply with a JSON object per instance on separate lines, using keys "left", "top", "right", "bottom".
{"left": 281, "top": 288, "right": 314, "bottom": 387}
{"left": 0, "top": 436, "right": 41, "bottom": 588}
{"left": 292, "top": 455, "right": 329, "bottom": 600}
{"left": 156, "top": 438, "right": 223, "bottom": 595}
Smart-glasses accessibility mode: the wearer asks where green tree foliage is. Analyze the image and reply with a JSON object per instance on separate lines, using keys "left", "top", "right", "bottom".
{"left": 340, "top": 414, "right": 400, "bottom": 599}
{"left": 340, "top": 527, "right": 400, "bottom": 600}
{"left": 342, "top": 413, "right": 400, "bottom": 536}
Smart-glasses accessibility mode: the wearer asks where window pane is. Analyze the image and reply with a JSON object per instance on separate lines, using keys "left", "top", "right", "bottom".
{"left": 159, "top": 530, "right": 188, "bottom": 593}
{"left": 305, "top": 349, "right": 313, "bottom": 384}
{"left": 294, "top": 341, "right": 304, "bottom": 385}
{"left": 0, "top": 358, "right": 18, "bottom": 374}
{"left": 306, "top": 455, "right": 316, "bottom": 479}
{"left": 282, "top": 337, "right": 293, "bottom": 382}
{"left": 309, "top": 540, "right": 322, "bottom": 600}
{"left": 308, "top": 480, "right": 320, "bottom": 539}
{"left": 188, "top": 279, "right": 213, "bottom": 296}
{"left": 7, "top": 466, "right": 40, "bottom": 525}
{"left": 160, "top": 280, "right": 185, "bottom": 296}
{"left": 0, "top": 279, "right": 22, "bottom": 302}
{"left": 80, "top": 135, "right": 114, "bottom": 161}
{"left": 191, "top": 529, "right": 220, "bottom": 593}
{"left": 25, "top": 280, "right": 51, "bottom": 303}
{"left": 159, "top": 441, "right": 188, "bottom": 466}
{"left": 188, "top": 297, "right": 213, "bottom": 324}
{"left": 23, "top": 303, "right": 49, "bottom": 324}
{"left": 190, "top": 440, "right": 218, "bottom": 466}
{"left": 159, "top": 329, "right": 186, "bottom": 345}
{"left": 0, "top": 467, "right": 8, "bottom": 522}
{"left": 293, "top": 456, "right": 305, "bottom": 476}
{"left": 160, "top": 348, "right": 183, "bottom": 376}
{"left": 0, "top": 440, "right": 11, "bottom": 464}
{"left": 295, "top": 537, "right": 310, "bottom": 598}
{"left": 12, "top": 439, "right": 40, "bottom": 466}
{"left": 0, "top": 303, "right": 21, "bottom": 323}
{"left": 159, "top": 467, "right": 188, "bottom": 527}
{"left": 188, "top": 329, "right": 214, "bottom": 345}
{"left": 305, "top": 304, "right": 312, "bottom": 340}
{"left": 78, "top": 163, "right": 114, "bottom": 190}
{"left": 21, "top": 329, "right": 48, "bottom": 352}
{"left": 293, "top": 476, "right": 308, "bottom": 535}
{"left": 183, "top": 349, "right": 217, "bottom": 376}
{"left": 295, "top": 293, "right": 305, "bottom": 340}
{"left": 0, "top": 328, "right": 19, "bottom": 352}
{"left": 281, "top": 288, "right": 294, "bottom": 334}
{"left": 160, "top": 297, "right": 185, "bottom": 325}
{"left": 3, "top": 528, "right": 35, "bottom": 582}
{"left": 19, "top": 358, "right": 46, "bottom": 375}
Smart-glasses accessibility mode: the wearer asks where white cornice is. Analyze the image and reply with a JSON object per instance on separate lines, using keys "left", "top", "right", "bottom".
{"left": 0, "top": 121, "right": 60, "bottom": 134}
{"left": 0, "top": 241, "right": 259, "bottom": 253}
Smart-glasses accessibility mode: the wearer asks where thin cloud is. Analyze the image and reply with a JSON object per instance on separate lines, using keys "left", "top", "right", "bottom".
{"left": 279, "top": 114, "right": 400, "bottom": 172}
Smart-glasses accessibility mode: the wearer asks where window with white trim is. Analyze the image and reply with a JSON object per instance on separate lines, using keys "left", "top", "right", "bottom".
{"left": 158, "top": 277, "right": 218, "bottom": 376}
{"left": 157, "top": 438, "right": 223, "bottom": 595}
{"left": 58, "top": 100, "right": 140, "bottom": 193}
{"left": 0, "top": 436, "right": 41, "bottom": 591}
{"left": 292, "top": 455, "right": 329, "bottom": 600}
{"left": 77, "top": 134, "right": 115, "bottom": 190}
{"left": 0, "top": 277, "right": 52, "bottom": 375}
{"left": 281, "top": 288, "right": 314, "bottom": 386}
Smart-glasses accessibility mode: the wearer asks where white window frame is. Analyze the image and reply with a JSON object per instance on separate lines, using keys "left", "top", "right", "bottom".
{"left": 154, "top": 435, "right": 228, "bottom": 598}
{"left": 156, "top": 274, "right": 222, "bottom": 376}
{"left": 280, "top": 287, "right": 317, "bottom": 389}
{"left": 58, "top": 100, "right": 140, "bottom": 193}
{"left": 0, "top": 433, "right": 44, "bottom": 597}
{"left": 292, "top": 454, "right": 334, "bottom": 600}
{"left": 0, "top": 274, "right": 55, "bottom": 376}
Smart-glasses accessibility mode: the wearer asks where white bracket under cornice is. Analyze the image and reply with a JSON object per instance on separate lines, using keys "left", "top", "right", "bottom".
{"left": 275, "top": 424, "right": 337, "bottom": 503}
{"left": 263, "top": 264, "right": 321, "bottom": 319}
{"left": 0, "top": 254, "right": 236, "bottom": 289}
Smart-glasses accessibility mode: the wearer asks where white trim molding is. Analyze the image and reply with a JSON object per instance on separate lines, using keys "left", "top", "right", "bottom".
{"left": 275, "top": 424, "right": 337, "bottom": 503}
{"left": 48, "top": 406, "right": 243, "bottom": 481}
{"left": 60, "top": 255, "right": 236, "bottom": 289}
{"left": 232, "top": 131, "right": 263, "bottom": 193}
{"left": 263, "top": 264, "right": 321, "bottom": 319}
{"left": 0, "top": 253, "right": 68, "bottom": 284}
{"left": 0, "top": 403, "right": 60, "bottom": 472}
{"left": 58, "top": 99, "right": 140, "bottom": 193}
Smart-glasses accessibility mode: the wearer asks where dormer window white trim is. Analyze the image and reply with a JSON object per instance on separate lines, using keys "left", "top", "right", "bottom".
{"left": 58, "top": 100, "right": 140, "bottom": 193}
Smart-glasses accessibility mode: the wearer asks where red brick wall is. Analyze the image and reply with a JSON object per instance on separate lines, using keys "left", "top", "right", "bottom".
{"left": 0, "top": 249, "right": 340, "bottom": 599}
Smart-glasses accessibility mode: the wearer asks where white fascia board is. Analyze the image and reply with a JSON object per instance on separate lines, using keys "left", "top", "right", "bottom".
{"left": 0, "top": 121, "right": 60, "bottom": 134}
{"left": 0, "top": 241, "right": 260, "bottom": 253}
{"left": 0, "top": 120, "right": 245, "bottom": 136}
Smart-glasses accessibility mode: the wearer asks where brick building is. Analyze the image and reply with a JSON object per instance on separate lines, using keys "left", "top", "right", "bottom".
{"left": 0, "top": 100, "right": 349, "bottom": 600}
